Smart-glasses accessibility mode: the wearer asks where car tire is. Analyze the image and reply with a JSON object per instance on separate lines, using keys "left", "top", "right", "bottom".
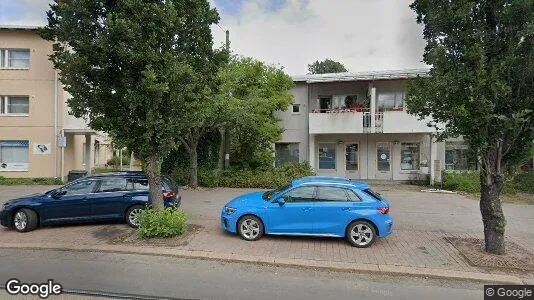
{"left": 346, "top": 220, "right": 377, "bottom": 248}
{"left": 126, "top": 205, "right": 144, "bottom": 228}
{"left": 237, "top": 215, "right": 264, "bottom": 241}
{"left": 12, "top": 208, "right": 38, "bottom": 233}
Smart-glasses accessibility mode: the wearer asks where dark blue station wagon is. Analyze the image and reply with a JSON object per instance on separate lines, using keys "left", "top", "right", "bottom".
{"left": 0, "top": 172, "right": 181, "bottom": 232}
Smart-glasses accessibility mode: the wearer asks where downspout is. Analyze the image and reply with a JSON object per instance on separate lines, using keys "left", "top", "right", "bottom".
{"left": 54, "top": 70, "right": 58, "bottom": 178}
{"left": 306, "top": 82, "right": 310, "bottom": 164}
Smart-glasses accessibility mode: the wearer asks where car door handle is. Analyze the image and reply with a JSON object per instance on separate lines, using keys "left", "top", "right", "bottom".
{"left": 342, "top": 208, "right": 351, "bottom": 211}
{"left": 302, "top": 207, "right": 312, "bottom": 212}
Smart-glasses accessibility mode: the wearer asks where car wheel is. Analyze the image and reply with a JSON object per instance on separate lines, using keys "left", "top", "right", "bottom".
{"left": 12, "top": 208, "right": 38, "bottom": 232}
{"left": 346, "top": 220, "right": 377, "bottom": 248}
{"left": 126, "top": 205, "right": 144, "bottom": 228}
{"left": 237, "top": 215, "right": 264, "bottom": 241}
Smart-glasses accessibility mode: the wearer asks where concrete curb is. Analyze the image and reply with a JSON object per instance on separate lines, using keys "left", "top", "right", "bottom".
{"left": 0, "top": 242, "right": 525, "bottom": 285}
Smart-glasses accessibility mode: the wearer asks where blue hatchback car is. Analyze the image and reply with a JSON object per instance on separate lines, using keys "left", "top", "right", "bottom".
{"left": 0, "top": 172, "right": 180, "bottom": 232}
{"left": 221, "top": 176, "right": 392, "bottom": 247}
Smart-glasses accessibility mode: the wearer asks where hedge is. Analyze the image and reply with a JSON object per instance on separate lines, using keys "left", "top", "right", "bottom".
{"left": 442, "top": 171, "right": 534, "bottom": 194}
{"left": 171, "top": 162, "right": 315, "bottom": 189}
{"left": 0, "top": 177, "right": 63, "bottom": 185}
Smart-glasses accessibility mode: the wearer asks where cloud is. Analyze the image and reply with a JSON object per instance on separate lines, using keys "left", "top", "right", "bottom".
{"left": 0, "top": 0, "right": 50, "bottom": 26}
{"left": 211, "top": 0, "right": 427, "bottom": 75}
{"left": 1, "top": 0, "right": 427, "bottom": 75}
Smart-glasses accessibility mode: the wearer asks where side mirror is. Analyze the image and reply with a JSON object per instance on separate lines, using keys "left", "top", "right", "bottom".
{"left": 276, "top": 197, "right": 286, "bottom": 206}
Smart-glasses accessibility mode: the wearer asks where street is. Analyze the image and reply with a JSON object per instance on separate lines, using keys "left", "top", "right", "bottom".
{"left": 0, "top": 248, "right": 482, "bottom": 300}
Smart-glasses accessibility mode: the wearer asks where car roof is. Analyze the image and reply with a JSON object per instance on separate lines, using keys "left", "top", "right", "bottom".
{"left": 86, "top": 171, "right": 147, "bottom": 179}
{"left": 292, "top": 176, "right": 370, "bottom": 190}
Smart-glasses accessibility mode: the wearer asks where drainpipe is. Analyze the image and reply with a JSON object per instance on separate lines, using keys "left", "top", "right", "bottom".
{"left": 54, "top": 70, "right": 58, "bottom": 178}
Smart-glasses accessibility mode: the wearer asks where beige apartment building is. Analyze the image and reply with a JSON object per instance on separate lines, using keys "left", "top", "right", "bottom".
{"left": 0, "top": 25, "right": 113, "bottom": 180}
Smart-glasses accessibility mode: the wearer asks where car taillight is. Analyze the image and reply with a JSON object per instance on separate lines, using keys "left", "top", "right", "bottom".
{"left": 163, "top": 191, "right": 175, "bottom": 198}
{"left": 378, "top": 207, "right": 389, "bottom": 214}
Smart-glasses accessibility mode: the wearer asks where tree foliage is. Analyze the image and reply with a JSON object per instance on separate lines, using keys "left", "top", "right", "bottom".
{"left": 407, "top": 0, "right": 534, "bottom": 254}
{"left": 307, "top": 58, "right": 348, "bottom": 74}
{"left": 41, "top": 0, "right": 223, "bottom": 209}
{"left": 221, "top": 57, "right": 294, "bottom": 169}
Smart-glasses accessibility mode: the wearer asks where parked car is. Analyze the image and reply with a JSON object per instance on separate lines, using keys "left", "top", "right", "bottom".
{"left": 221, "top": 176, "right": 392, "bottom": 248}
{"left": 0, "top": 172, "right": 181, "bottom": 232}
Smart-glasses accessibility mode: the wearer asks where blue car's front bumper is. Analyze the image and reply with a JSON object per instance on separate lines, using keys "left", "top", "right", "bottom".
{"left": 221, "top": 209, "right": 239, "bottom": 234}
{"left": 0, "top": 207, "right": 11, "bottom": 228}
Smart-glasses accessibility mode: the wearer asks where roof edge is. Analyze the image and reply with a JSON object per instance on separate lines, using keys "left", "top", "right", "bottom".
{"left": 292, "top": 68, "right": 431, "bottom": 83}
{"left": 0, "top": 25, "right": 41, "bottom": 31}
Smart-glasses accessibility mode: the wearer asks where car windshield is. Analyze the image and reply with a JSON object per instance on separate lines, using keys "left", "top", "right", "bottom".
{"left": 262, "top": 184, "right": 291, "bottom": 200}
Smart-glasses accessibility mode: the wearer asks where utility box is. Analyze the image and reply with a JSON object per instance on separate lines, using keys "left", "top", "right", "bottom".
{"left": 67, "top": 170, "right": 87, "bottom": 182}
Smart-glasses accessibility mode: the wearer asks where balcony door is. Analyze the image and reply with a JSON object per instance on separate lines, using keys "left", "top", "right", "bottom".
{"left": 376, "top": 142, "right": 392, "bottom": 180}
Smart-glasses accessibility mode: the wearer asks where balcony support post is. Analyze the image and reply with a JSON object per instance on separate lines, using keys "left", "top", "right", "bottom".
{"left": 370, "top": 84, "right": 376, "bottom": 133}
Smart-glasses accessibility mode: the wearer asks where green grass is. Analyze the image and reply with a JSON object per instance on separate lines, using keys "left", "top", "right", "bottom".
{"left": 0, "top": 176, "right": 63, "bottom": 185}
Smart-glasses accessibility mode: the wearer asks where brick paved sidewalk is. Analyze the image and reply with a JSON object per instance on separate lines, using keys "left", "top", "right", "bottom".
{"left": 1, "top": 218, "right": 531, "bottom": 284}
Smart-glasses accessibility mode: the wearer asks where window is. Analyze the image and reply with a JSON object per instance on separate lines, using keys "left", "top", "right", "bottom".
{"left": 400, "top": 143, "right": 420, "bottom": 171}
{"left": 63, "top": 180, "right": 97, "bottom": 196}
{"left": 0, "top": 140, "right": 29, "bottom": 171}
{"left": 345, "top": 143, "right": 358, "bottom": 171}
{"left": 1, "top": 49, "right": 30, "bottom": 69}
{"left": 292, "top": 104, "right": 300, "bottom": 113}
{"left": 445, "top": 142, "right": 475, "bottom": 171}
{"left": 275, "top": 143, "right": 299, "bottom": 167}
{"left": 1, "top": 96, "right": 29, "bottom": 115}
{"left": 282, "top": 186, "right": 316, "bottom": 203}
{"left": 377, "top": 92, "right": 405, "bottom": 111}
{"left": 346, "top": 190, "right": 361, "bottom": 202}
{"left": 97, "top": 177, "right": 128, "bottom": 192}
{"left": 318, "top": 143, "right": 336, "bottom": 169}
{"left": 316, "top": 186, "right": 349, "bottom": 202}
{"left": 127, "top": 178, "right": 150, "bottom": 191}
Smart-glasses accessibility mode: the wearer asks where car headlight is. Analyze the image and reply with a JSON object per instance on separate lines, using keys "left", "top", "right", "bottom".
{"left": 225, "top": 207, "right": 237, "bottom": 215}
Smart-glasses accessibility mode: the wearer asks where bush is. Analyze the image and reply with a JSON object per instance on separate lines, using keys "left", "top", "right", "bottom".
{"left": 442, "top": 172, "right": 480, "bottom": 193}
{"left": 511, "top": 172, "right": 534, "bottom": 194}
{"left": 442, "top": 171, "right": 534, "bottom": 194}
{"left": 170, "top": 162, "right": 315, "bottom": 189}
{"left": 0, "top": 177, "right": 63, "bottom": 185}
{"left": 138, "top": 208, "right": 188, "bottom": 238}
{"left": 106, "top": 155, "right": 130, "bottom": 166}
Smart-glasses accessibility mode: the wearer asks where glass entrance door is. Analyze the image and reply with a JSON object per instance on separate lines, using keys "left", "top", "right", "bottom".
{"left": 345, "top": 143, "right": 359, "bottom": 179}
{"left": 376, "top": 142, "right": 392, "bottom": 180}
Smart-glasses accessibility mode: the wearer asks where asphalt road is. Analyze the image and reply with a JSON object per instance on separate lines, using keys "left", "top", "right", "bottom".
{"left": 0, "top": 249, "right": 483, "bottom": 300}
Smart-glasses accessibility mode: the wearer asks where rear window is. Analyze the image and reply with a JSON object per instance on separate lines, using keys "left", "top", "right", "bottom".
{"left": 363, "top": 189, "right": 382, "bottom": 201}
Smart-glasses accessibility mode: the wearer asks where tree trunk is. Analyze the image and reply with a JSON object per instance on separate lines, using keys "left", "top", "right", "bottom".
{"left": 189, "top": 144, "right": 198, "bottom": 188}
{"left": 218, "top": 127, "right": 225, "bottom": 171}
{"left": 146, "top": 153, "right": 164, "bottom": 210}
{"left": 479, "top": 165, "right": 506, "bottom": 254}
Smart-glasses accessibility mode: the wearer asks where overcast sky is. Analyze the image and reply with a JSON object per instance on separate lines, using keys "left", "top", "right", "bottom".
{"left": 0, "top": 0, "right": 428, "bottom": 75}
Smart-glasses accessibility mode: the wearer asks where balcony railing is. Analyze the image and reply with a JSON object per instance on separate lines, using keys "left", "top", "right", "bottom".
{"left": 311, "top": 107, "right": 370, "bottom": 113}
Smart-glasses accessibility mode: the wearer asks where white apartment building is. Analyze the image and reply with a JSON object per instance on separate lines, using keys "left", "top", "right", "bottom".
{"left": 275, "top": 69, "right": 474, "bottom": 184}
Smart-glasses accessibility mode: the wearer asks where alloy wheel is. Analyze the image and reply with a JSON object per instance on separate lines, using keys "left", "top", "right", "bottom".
{"left": 350, "top": 223, "right": 373, "bottom": 246}
{"left": 14, "top": 211, "right": 28, "bottom": 231}
{"left": 240, "top": 218, "right": 260, "bottom": 240}
{"left": 128, "top": 208, "right": 143, "bottom": 227}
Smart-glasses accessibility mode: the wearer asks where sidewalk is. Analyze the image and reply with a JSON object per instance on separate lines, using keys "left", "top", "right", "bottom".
{"left": 0, "top": 219, "right": 530, "bottom": 285}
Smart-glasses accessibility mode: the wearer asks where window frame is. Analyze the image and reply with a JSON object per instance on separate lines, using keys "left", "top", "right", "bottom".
{"left": 0, "top": 140, "right": 30, "bottom": 171}
{"left": 291, "top": 104, "right": 301, "bottom": 114}
{"left": 0, "top": 96, "right": 30, "bottom": 116}
{"left": 279, "top": 186, "right": 317, "bottom": 203}
{"left": 60, "top": 179, "right": 99, "bottom": 196}
{"left": 345, "top": 142, "right": 359, "bottom": 171}
{"left": 400, "top": 142, "right": 420, "bottom": 171}
{"left": 274, "top": 142, "right": 299, "bottom": 167}
{"left": 318, "top": 142, "right": 337, "bottom": 170}
{"left": 1, "top": 49, "right": 30, "bottom": 69}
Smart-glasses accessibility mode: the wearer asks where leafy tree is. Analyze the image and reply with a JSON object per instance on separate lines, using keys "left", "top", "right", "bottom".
{"left": 407, "top": 0, "right": 534, "bottom": 254}
{"left": 41, "top": 0, "right": 223, "bottom": 209}
{"left": 180, "top": 56, "right": 294, "bottom": 187}
{"left": 223, "top": 57, "right": 295, "bottom": 169}
{"left": 307, "top": 58, "right": 347, "bottom": 74}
